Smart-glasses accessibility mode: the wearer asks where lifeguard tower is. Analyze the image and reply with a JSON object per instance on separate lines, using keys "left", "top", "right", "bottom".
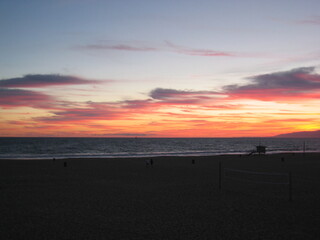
{"left": 256, "top": 145, "right": 266, "bottom": 155}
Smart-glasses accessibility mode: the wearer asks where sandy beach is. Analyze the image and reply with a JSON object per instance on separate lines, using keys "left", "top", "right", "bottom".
{"left": 1, "top": 153, "right": 320, "bottom": 239}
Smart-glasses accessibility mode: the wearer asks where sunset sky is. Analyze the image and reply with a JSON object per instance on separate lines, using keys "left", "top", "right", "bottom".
{"left": 0, "top": 0, "right": 319, "bottom": 137}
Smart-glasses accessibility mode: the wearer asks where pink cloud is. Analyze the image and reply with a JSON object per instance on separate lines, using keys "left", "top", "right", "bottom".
{"left": 37, "top": 104, "right": 122, "bottom": 123}
{"left": 164, "top": 41, "right": 234, "bottom": 57}
{"left": 78, "top": 41, "right": 237, "bottom": 57}
{"left": 0, "top": 73, "right": 112, "bottom": 110}
{"left": 224, "top": 67, "right": 320, "bottom": 101}
{"left": 296, "top": 16, "right": 320, "bottom": 25}
{"left": 0, "top": 88, "right": 54, "bottom": 108}
{"left": 81, "top": 44, "right": 158, "bottom": 52}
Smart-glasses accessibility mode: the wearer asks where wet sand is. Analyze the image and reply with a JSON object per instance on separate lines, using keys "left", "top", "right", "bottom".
{"left": 1, "top": 153, "right": 320, "bottom": 239}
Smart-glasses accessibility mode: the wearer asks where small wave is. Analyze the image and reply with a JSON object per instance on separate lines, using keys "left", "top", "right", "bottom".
{"left": 0, "top": 137, "right": 319, "bottom": 160}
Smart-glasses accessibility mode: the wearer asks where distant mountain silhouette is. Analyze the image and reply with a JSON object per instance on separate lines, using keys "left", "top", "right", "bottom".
{"left": 274, "top": 130, "right": 320, "bottom": 138}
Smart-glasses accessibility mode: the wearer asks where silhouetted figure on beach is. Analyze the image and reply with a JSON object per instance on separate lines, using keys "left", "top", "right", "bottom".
{"left": 145, "top": 159, "right": 150, "bottom": 168}
{"left": 64, "top": 162, "right": 67, "bottom": 167}
{"left": 192, "top": 159, "right": 195, "bottom": 164}
{"left": 150, "top": 159, "right": 153, "bottom": 167}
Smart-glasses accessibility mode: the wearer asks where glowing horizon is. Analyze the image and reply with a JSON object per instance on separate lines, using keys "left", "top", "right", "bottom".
{"left": 0, "top": 1, "right": 319, "bottom": 137}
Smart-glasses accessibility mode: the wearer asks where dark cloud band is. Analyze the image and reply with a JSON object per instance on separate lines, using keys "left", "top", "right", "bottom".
{"left": 0, "top": 74, "right": 102, "bottom": 88}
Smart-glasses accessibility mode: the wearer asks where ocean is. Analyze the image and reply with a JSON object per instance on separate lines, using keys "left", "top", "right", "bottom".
{"left": 0, "top": 137, "right": 319, "bottom": 160}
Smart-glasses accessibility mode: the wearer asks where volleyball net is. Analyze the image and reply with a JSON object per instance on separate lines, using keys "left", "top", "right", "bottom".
{"left": 223, "top": 168, "right": 290, "bottom": 185}
{"left": 219, "top": 164, "right": 292, "bottom": 201}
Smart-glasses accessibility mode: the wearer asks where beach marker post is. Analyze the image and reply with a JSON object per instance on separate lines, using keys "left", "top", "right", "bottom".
{"left": 219, "top": 161, "right": 222, "bottom": 192}
{"left": 289, "top": 171, "right": 293, "bottom": 202}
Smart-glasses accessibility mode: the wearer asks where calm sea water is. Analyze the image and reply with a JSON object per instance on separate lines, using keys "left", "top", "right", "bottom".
{"left": 0, "top": 137, "right": 319, "bottom": 159}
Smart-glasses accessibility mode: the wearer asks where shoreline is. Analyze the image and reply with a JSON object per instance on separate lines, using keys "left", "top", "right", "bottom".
{"left": 1, "top": 150, "right": 319, "bottom": 161}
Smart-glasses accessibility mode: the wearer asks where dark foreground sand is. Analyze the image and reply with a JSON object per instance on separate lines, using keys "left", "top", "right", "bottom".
{"left": 1, "top": 153, "right": 320, "bottom": 239}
